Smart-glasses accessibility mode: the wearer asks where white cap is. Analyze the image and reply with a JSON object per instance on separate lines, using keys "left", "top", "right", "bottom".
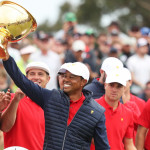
{"left": 4, "top": 146, "right": 28, "bottom": 150}
{"left": 72, "top": 40, "right": 85, "bottom": 52}
{"left": 105, "top": 68, "right": 126, "bottom": 86}
{"left": 137, "top": 38, "right": 148, "bottom": 47}
{"left": 25, "top": 62, "right": 50, "bottom": 75}
{"left": 58, "top": 62, "right": 90, "bottom": 82}
{"left": 101, "top": 57, "right": 123, "bottom": 74}
{"left": 123, "top": 67, "right": 132, "bottom": 81}
{"left": 20, "top": 45, "right": 36, "bottom": 55}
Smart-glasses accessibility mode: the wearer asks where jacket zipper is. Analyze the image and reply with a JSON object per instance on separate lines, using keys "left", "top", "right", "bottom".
{"left": 62, "top": 96, "right": 70, "bottom": 150}
{"left": 62, "top": 128, "right": 68, "bottom": 150}
{"left": 61, "top": 97, "right": 88, "bottom": 149}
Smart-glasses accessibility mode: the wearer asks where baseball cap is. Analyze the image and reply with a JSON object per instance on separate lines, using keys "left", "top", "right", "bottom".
{"left": 34, "top": 31, "right": 49, "bottom": 41}
{"left": 109, "top": 47, "right": 118, "bottom": 53}
{"left": 110, "top": 29, "right": 119, "bottom": 36}
{"left": 25, "top": 62, "right": 50, "bottom": 75}
{"left": 137, "top": 38, "right": 148, "bottom": 47}
{"left": 105, "top": 68, "right": 126, "bottom": 86}
{"left": 64, "top": 12, "right": 76, "bottom": 22}
{"left": 101, "top": 57, "right": 123, "bottom": 74}
{"left": 85, "top": 29, "right": 95, "bottom": 36}
{"left": 122, "top": 67, "right": 131, "bottom": 81}
{"left": 140, "top": 27, "right": 150, "bottom": 36}
{"left": 58, "top": 62, "right": 90, "bottom": 82}
{"left": 20, "top": 45, "right": 36, "bottom": 55}
{"left": 4, "top": 146, "right": 28, "bottom": 150}
{"left": 72, "top": 40, "right": 85, "bottom": 52}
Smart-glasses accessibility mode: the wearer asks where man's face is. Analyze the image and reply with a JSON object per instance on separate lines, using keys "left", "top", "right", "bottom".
{"left": 58, "top": 70, "right": 86, "bottom": 95}
{"left": 138, "top": 45, "right": 148, "bottom": 55}
{"left": 26, "top": 69, "right": 50, "bottom": 88}
{"left": 105, "top": 82, "right": 124, "bottom": 102}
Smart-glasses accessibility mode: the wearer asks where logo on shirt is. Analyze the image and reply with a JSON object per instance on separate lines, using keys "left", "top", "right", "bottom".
{"left": 91, "top": 110, "right": 94, "bottom": 114}
{"left": 121, "top": 118, "right": 123, "bottom": 121}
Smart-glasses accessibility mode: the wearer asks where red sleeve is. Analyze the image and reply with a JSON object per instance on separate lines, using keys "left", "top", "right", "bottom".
{"left": 124, "top": 101, "right": 141, "bottom": 130}
{"left": 125, "top": 110, "right": 134, "bottom": 138}
{"left": 138, "top": 100, "right": 150, "bottom": 128}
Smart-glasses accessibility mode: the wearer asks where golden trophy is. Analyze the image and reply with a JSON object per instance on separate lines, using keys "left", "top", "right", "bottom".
{"left": 0, "top": 0, "right": 37, "bottom": 59}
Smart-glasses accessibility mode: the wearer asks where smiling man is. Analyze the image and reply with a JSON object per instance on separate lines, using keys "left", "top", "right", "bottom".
{"left": 2, "top": 52, "right": 110, "bottom": 150}
{"left": 0, "top": 61, "right": 50, "bottom": 150}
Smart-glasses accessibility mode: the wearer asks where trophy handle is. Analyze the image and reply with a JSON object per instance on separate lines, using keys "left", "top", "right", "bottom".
{"left": 0, "top": 27, "right": 10, "bottom": 59}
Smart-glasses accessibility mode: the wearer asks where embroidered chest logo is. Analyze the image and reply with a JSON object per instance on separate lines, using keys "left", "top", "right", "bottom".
{"left": 91, "top": 110, "right": 94, "bottom": 114}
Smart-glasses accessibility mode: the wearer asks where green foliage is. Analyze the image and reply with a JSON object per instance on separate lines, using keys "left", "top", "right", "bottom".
{"left": 37, "top": 0, "right": 150, "bottom": 33}
{"left": 76, "top": 0, "right": 102, "bottom": 27}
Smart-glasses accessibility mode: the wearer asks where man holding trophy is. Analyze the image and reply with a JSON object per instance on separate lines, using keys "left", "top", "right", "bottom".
{"left": 0, "top": 1, "right": 110, "bottom": 150}
{"left": 0, "top": 1, "right": 46, "bottom": 150}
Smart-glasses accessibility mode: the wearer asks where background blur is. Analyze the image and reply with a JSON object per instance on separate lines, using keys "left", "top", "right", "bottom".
{"left": 10, "top": 0, "right": 150, "bottom": 35}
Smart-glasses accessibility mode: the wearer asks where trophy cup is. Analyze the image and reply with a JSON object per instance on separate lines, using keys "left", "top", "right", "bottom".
{"left": 0, "top": 0, "right": 37, "bottom": 59}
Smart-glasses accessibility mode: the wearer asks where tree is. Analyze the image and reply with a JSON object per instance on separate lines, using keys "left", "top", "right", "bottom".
{"left": 37, "top": 0, "right": 150, "bottom": 34}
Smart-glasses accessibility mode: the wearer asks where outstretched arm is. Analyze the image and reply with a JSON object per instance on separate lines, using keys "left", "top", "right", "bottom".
{"left": 3, "top": 54, "right": 49, "bottom": 108}
{"left": 0, "top": 88, "right": 25, "bottom": 132}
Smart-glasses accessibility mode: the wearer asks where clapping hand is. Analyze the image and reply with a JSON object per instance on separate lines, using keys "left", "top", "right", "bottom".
{"left": 0, "top": 89, "right": 11, "bottom": 112}
{"left": 14, "top": 88, "right": 25, "bottom": 102}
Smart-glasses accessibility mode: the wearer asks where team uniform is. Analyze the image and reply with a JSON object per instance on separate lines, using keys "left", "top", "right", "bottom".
{"left": 129, "top": 94, "right": 145, "bottom": 113}
{"left": 4, "top": 94, "right": 45, "bottom": 150}
{"left": 84, "top": 78, "right": 105, "bottom": 99}
{"left": 91, "top": 96, "right": 134, "bottom": 150}
{"left": 138, "top": 100, "right": 150, "bottom": 150}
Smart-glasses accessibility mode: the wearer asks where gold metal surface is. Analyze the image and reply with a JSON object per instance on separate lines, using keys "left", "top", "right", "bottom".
{"left": 0, "top": 0, "right": 37, "bottom": 59}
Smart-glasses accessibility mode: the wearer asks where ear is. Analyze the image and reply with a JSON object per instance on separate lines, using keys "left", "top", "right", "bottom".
{"left": 104, "top": 83, "right": 107, "bottom": 89}
{"left": 129, "top": 80, "right": 132, "bottom": 85}
{"left": 81, "top": 79, "right": 88, "bottom": 87}
{"left": 46, "top": 76, "right": 50, "bottom": 84}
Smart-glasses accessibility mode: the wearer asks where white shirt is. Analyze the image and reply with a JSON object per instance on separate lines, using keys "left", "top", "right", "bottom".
{"left": 126, "top": 54, "right": 150, "bottom": 94}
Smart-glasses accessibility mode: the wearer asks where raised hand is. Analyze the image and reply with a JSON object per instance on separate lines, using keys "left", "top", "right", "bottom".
{"left": 0, "top": 89, "right": 11, "bottom": 112}
{"left": 13, "top": 88, "right": 25, "bottom": 102}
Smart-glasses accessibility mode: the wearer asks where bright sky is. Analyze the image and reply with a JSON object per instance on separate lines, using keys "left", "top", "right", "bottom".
{"left": 9, "top": 0, "right": 80, "bottom": 26}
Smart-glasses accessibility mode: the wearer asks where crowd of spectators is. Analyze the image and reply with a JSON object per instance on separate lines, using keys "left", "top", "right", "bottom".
{"left": 1, "top": 12, "right": 150, "bottom": 150}
{"left": 2, "top": 12, "right": 150, "bottom": 97}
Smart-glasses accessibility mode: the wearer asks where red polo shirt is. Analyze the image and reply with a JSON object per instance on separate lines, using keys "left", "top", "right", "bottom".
{"left": 138, "top": 100, "right": 150, "bottom": 150}
{"left": 4, "top": 94, "right": 45, "bottom": 150}
{"left": 130, "top": 94, "right": 145, "bottom": 113}
{"left": 124, "top": 101, "right": 140, "bottom": 144}
{"left": 67, "top": 93, "right": 85, "bottom": 125}
{"left": 94, "top": 96, "right": 134, "bottom": 150}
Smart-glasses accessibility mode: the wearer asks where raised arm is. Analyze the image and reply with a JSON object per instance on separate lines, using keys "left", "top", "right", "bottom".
{"left": 0, "top": 89, "right": 25, "bottom": 132}
{"left": 2, "top": 54, "right": 49, "bottom": 108}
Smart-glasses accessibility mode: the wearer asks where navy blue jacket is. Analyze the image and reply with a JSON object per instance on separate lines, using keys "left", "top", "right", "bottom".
{"left": 3, "top": 56, "right": 110, "bottom": 150}
{"left": 84, "top": 78, "right": 105, "bottom": 99}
